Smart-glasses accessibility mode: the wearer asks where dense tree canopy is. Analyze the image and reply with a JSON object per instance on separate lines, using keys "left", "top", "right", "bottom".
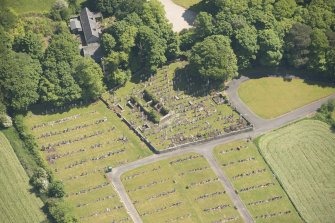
{"left": 0, "top": 52, "right": 41, "bottom": 110}
{"left": 190, "top": 35, "right": 238, "bottom": 80}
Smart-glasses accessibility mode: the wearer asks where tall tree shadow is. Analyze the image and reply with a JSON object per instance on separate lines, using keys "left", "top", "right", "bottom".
{"left": 172, "top": 65, "right": 223, "bottom": 97}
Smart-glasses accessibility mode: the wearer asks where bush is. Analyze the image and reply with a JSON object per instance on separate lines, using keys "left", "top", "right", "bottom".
{"left": 48, "top": 180, "right": 65, "bottom": 198}
{"left": 30, "top": 167, "right": 49, "bottom": 193}
{"left": 47, "top": 199, "right": 78, "bottom": 223}
{"left": 0, "top": 114, "right": 12, "bottom": 127}
{"left": 147, "top": 109, "right": 160, "bottom": 123}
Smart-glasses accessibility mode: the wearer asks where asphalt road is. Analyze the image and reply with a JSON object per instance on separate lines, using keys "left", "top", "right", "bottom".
{"left": 107, "top": 76, "right": 335, "bottom": 223}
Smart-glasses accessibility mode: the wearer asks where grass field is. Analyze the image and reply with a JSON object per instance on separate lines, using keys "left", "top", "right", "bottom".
{"left": 3, "top": 0, "right": 56, "bottom": 14}
{"left": 238, "top": 77, "right": 335, "bottom": 119}
{"left": 214, "top": 141, "right": 302, "bottom": 223}
{"left": 0, "top": 132, "right": 46, "bottom": 223}
{"left": 122, "top": 153, "right": 242, "bottom": 223}
{"left": 172, "top": 0, "right": 200, "bottom": 8}
{"left": 258, "top": 120, "right": 335, "bottom": 223}
{"left": 104, "top": 62, "right": 249, "bottom": 151}
{"left": 24, "top": 101, "right": 152, "bottom": 223}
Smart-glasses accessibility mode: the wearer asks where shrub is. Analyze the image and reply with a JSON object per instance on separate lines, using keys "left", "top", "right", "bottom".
{"left": 0, "top": 114, "right": 12, "bottom": 127}
{"left": 30, "top": 167, "right": 49, "bottom": 193}
{"left": 147, "top": 109, "right": 160, "bottom": 123}
{"left": 48, "top": 180, "right": 65, "bottom": 198}
{"left": 143, "top": 89, "right": 159, "bottom": 105}
{"left": 47, "top": 199, "right": 78, "bottom": 223}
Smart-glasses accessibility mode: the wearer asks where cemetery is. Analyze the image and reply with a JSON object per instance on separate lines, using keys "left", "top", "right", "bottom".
{"left": 24, "top": 101, "right": 152, "bottom": 223}
{"left": 213, "top": 141, "right": 302, "bottom": 223}
{"left": 103, "top": 62, "right": 252, "bottom": 151}
{"left": 121, "top": 153, "right": 243, "bottom": 223}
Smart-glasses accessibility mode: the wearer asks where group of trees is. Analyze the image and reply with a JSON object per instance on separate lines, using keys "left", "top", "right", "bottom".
{"left": 99, "top": 0, "right": 179, "bottom": 86}
{"left": 0, "top": 16, "right": 105, "bottom": 113}
{"left": 180, "top": 0, "right": 335, "bottom": 81}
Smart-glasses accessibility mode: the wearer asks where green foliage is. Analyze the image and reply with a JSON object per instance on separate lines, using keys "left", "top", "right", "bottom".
{"left": 0, "top": 52, "right": 41, "bottom": 110}
{"left": 111, "top": 69, "right": 131, "bottom": 87}
{"left": 0, "top": 7, "right": 17, "bottom": 30}
{"left": 285, "top": 23, "right": 312, "bottom": 68}
{"left": 0, "top": 114, "right": 13, "bottom": 128}
{"left": 136, "top": 26, "right": 167, "bottom": 73}
{"left": 273, "top": 0, "right": 297, "bottom": 20}
{"left": 12, "top": 31, "right": 43, "bottom": 59}
{"left": 97, "top": 0, "right": 145, "bottom": 18}
{"left": 194, "top": 12, "right": 214, "bottom": 39}
{"left": 74, "top": 57, "right": 106, "bottom": 100}
{"left": 50, "top": 0, "right": 70, "bottom": 21}
{"left": 143, "top": 89, "right": 158, "bottom": 104}
{"left": 48, "top": 180, "right": 65, "bottom": 198}
{"left": 308, "top": 29, "right": 329, "bottom": 72}
{"left": 109, "top": 20, "right": 138, "bottom": 53}
{"left": 315, "top": 99, "right": 335, "bottom": 128}
{"left": 30, "top": 167, "right": 50, "bottom": 193}
{"left": 190, "top": 35, "right": 238, "bottom": 80}
{"left": 47, "top": 199, "right": 78, "bottom": 223}
{"left": 258, "top": 29, "right": 283, "bottom": 66}
{"left": 101, "top": 33, "right": 116, "bottom": 55}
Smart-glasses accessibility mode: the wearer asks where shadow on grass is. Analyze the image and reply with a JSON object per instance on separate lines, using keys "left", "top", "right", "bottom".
{"left": 28, "top": 100, "right": 95, "bottom": 116}
{"left": 241, "top": 66, "right": 335, "bottom": 89}
{"left": 172, "top": 65, "right": 224, "bottom": 97}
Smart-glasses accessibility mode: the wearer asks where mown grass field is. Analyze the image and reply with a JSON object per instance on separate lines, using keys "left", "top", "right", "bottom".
{"left": 24, "top": 101, "right": 152, "bottom": 223}
{"left": 238, "top": 77, "right": 335, "bottom": 119}
{"left": 258, "top": 120, "right": 335, "bottom": 223}
{"left": 172, "top": 0, "right": 200, "bottom": 8}
{"left": 122, "top": 153, "right": 242, "bottom": 223}
{"left": 214, "top": 141, "right": 302, "bottom": 223}
{"left": 0, "top": 132, "right": 46, "bottom": 223}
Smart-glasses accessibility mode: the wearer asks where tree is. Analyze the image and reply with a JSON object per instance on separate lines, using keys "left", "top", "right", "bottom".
{"left": 258, "top": 29, "right": 283, "bottom": 66}
{"left": 136, "top": 26, "right": 167, "bottom": 73}
{"left": 0, "top": 52, "right": 41, "bottom": 110}
{"left": 30, "top": 168, "right": 49, "bottom": 193}
{"left": 0, "top": 114, "right": 12, "bottom": 128}
{"left": 194, "top": 12, "right": 214, "bottom": 39}
{"left": 101, "top": 33, "right": 116, "bottom": 55}
{"left": 111, "top": 69, "right": 131, "bottom": 86}
{"left": 326, "top": 47, "right": 335, "bottom": 78}
{"left": 74, "top": 58, "right": 106, "bottom": 100}
{"left": 109, "top": 20, "right": 137, "bottom": 53}
{"left": 0, "top": 5, "right": 17, "bottom": 30}
{"left": 12, "top": 32, "right": 43, "bottom": 59}
{"left": 47, "top": 199, "right": 78, "bottom": 223}
{"left": 233, "top": 24, "right": 259, "bottom": 69}
{"left": 308, "top": 29, "right": 329, "bottom": 73}
{"left": 273, "top": 0, "right": 297, "bottom": 20}
{"left": 50, "top": 0, "right": 69, "bottom": 21}
{"left": 190, "top": 35, "right": 238, "bottom": 80}
{"left": 285, "top": 23, "right": 312, "bottom": 68}
{"left": 48, "top": 180, "right": 65, "bottom": 198}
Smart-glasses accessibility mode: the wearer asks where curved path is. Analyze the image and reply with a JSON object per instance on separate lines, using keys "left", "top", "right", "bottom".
{"left": 158, "top": 0, "right": 196, "bottom": 32}
{"left": 108, "top": 76, "right": 335, "bottom": 223}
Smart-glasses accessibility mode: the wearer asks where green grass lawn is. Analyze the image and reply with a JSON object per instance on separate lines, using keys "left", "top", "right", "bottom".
{"left": 4, "top": 0, "right": 56, "bottom": 14}
{"left": 172, "top": 0, "right": 200, "bottom": 8}
{"left": 213, "top": 141, "right": 302, "bottom": 223}
{"left": 238, "top": 77, "right": 335, "bottom": 119}
{"left": 24, "top": 101, "right": 152, "bottom": 223}
{"left": 258, "top": 120, "right": 335, "bottom": 223}
{"left": 0, "top": 132, "right": 46, "bottom": 223}
{"left": 122, "top": 153, "right": 243, "bottom": 223}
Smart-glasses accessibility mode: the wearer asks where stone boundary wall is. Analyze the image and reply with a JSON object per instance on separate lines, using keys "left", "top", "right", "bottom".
{"left": 99, "top": 96, "right": 254, "bottom": 154}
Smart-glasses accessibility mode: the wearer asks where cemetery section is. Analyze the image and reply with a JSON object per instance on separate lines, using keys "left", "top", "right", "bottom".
{"left": 258, "top": 120, "right": 335, "bottom": 223}
{"left": 238, "top": 77, "right": 335, "bottom": 119}
{"left": 103, "top": 62, "right": 252, "bottom": 151}
{"left": 214, "top": 141, "right": 302, "bottom": 223}
{"left": 121, "top": 152, "right": 243, "bottom": 223}
{"left": 24, "top": 101, "right": 152, "bottom": 223}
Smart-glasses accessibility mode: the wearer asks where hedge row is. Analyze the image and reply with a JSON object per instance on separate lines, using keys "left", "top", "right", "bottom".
{"left": 143, "top": 89, "right": 170, "bottom": 116}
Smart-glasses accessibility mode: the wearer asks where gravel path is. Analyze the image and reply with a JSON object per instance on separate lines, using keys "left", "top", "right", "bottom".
{"left": 107, "top": 76, "right": 335, "bottom": 223}
{"left": 158, "top": 0, "right": 196, "bottom": 32}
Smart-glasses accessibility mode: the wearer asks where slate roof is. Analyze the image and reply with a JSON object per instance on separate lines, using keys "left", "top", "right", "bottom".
{"left": 80, "top": 7, "right": 100, "bottom": 44}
